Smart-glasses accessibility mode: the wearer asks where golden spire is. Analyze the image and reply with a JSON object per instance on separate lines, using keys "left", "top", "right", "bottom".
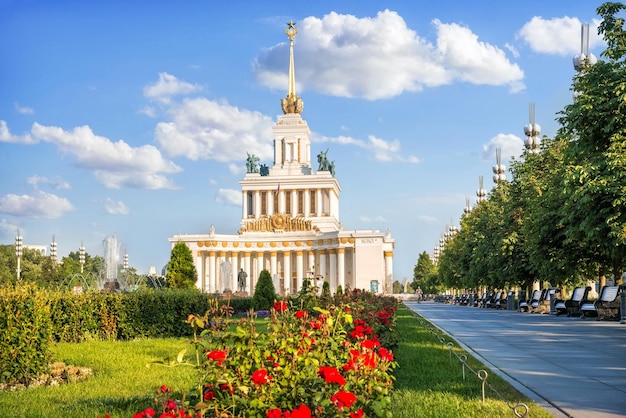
{"left": 281, "top": 21, "right": 304, "bottom": 114}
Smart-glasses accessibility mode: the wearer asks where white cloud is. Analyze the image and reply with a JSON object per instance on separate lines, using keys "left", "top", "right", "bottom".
{"left": 0, "top": 120, "right": 36, "bottom": 144}
{"left": 0, "top": 218, "right": 20, "bottom": 239}
{"left": 155, "top": 98, "right": 274, "bottom": 162}
{"left": 482, "top": 133, "right": 525, "bottom": 165}
{"left": 104, "top": 198, "right": 130, "bottom": 215}
{"left": 139, "top": 106, "right": 157, "bottom": 118}
{"left": 26, "top": 175, "right": 70, "bottom": 190}
{"left": 144, "top": 72, "right": 202, "bottom": 103}
{"left": 31, "top": 122, "right": 182, "bottom": 189}
{"left": 254, "top": 10, "right": 523, "bottom": 99}
{"left": 216, "top": 188, "right": 241, "bottom": 206}
{"left": 517, "top": 17, "right": 603, "bottom": 55}
{"left": 316, "top": 134, "right": 420, "bottom": 163}
{"left": 0, "top": 190, "right": 75, "bottom": 219}
{"left": 15, "top": 102, "right": 34, "bottom": 115}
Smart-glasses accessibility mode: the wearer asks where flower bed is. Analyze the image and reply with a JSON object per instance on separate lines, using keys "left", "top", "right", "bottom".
{"left": 130, "top": 290, "right": 398, "bottom": 418}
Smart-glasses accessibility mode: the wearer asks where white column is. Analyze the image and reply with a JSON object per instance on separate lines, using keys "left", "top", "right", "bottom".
{"left": 319, "top": 250, "right": 327, "bottom": 286}
{"left": 208, "top": 251, "right": 216, "bottom": 293}
{"left": 270, "top": 251, "right": 278, "bottom": 279}
{"left": 337, "top": 248, "right": 345, "bottom": 291}
{"left": 304, "top": 189, "right": 311, "bottom": 217}
{"left": 244, "top": 252, "right": 252, "bottom": 293}
{"left": 316, "top": 189, "right": 322, "bottom": 216}
{"left": 242, "top": 191, "right": 248, "bottom": 219}
{"left": 278, "top": 190, "right": 285, "bottom": 213}
{"left": 296, "top": 250, "right": 304, "bottom": 292}
{"left": 254, "top": 191, "right": 261, "bottom": 219}
{"left": 195, "top": 251, "right": 205, "bottom": 291}
{"left": 268, "top": 190, "right": 274, "bottom": 216}
{"left": 384, "top": 250, "right": 393, "bottom": 295}
{"left": 290, "top": 190, "right": 297, "bottom": 217}
{"left": 257, "top": 252, "right": 264, "bottom": 284}
{"left": 230, "top": 251, "right": 238, "bottom": 291}
{"left": 308, "top": 250, "right": 315, "bottom": 276}
{"left": 329, "top": 249, "right": 337, "bottom": 292}
{"left": 283, "top": 251, "right": 291, "bottom": 295}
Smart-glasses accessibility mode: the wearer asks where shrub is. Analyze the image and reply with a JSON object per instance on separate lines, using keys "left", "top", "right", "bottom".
{"left": 251, "top": 270, "right": 276, "bottom": 311}
{"left": 187, "top": 298, "right": 397, "bottom": 417}
{"left": 0, "top": 284, "right": 52, "bottom": 385}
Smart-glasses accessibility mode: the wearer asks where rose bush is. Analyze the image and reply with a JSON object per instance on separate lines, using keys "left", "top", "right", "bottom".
{"left": 133, "top": 290, "right": 397, "bottom": 417}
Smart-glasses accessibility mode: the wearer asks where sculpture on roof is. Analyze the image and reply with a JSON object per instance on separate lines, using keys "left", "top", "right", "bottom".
{"left": 317, "top": 149, "right": 331, "bottom": 172}
{"left": 259, "top": 164, "right": 269, "bottom": 176}
{"left": 246, "top": 153, "right": 260, "bottom": 173}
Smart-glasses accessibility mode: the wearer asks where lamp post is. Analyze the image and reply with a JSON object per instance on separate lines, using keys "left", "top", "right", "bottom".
{"left": 15, "top": 229, "right": 23, "bottom": 281}
{"left": 493, "top": 148, "right": 506, "bottom": 184}
{"left": 476, "top": 176, "right": 486, "bottom": 203}
{"left": 79, "top": 241, "right": 85, "bottom": 274}
{"left": 524, "top": 103, "right": 541, "bottom": 153}
{"left": 50, "top": 234, "right": 57, "bottom": 264}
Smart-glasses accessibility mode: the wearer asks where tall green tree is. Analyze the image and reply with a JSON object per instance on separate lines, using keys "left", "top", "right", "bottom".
{"left": 252, "top": 269, "right": 277, "bottom": 310}
{"left": 411, "top": 251, "right": 435, "bottom": 291}
{"left": 557, "top": 2, "right": 626, "bottom": 279}
{"left": 166, "top": 242, "right": 198, "bottom": 289}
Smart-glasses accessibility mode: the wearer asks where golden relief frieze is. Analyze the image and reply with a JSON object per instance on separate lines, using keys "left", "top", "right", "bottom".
{"left": 238, "top": 213, "right": 320, "bottom": 234}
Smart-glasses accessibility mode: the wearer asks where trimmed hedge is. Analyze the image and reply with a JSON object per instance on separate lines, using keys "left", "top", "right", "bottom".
{"left": 0, "top": 284, "right": 52, "bottom": 385}
{"left": 4, "top": 287, "right": 253, "bottom": 344}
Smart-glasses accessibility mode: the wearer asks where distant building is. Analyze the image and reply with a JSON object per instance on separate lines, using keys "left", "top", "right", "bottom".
{"left": 24, "top": 244, "right": 47, "bottom": 256}
{"left": 169, "top": 23, "right": 395, "bottom": 295}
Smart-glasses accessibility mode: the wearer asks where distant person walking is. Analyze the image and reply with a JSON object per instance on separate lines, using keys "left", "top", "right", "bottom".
{"left": 417, "top": 286, "right": 423, "bottom": 303}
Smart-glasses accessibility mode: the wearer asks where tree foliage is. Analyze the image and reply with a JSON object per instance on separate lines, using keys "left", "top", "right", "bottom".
{"left": 166, "top": 242, "right": 198, "bottom": 289}
{"left": 428, "top": 2, "right": 626, "bottom": 292}
{"left": 251, "top": 269, "right": 277, "bottom": 310}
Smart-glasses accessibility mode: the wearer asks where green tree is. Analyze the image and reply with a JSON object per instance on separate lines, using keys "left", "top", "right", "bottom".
{"left": 411, "top": 251, "right": 435, "bottom": 292}
{"left": 166, "top": 242, "right": 198, "bottom": 289}
{"left": 251, "top": 269, "right": 277, "bottom": 310}
{"left": 557, "top": 2, "right": 626, "bottom": 279}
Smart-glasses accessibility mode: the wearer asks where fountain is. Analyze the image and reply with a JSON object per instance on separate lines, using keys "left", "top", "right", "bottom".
{"left": 102, "top": 233, "right": 121, "bottom": 291}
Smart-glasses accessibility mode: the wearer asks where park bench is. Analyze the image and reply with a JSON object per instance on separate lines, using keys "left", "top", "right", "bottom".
{"left": 530, "top": 288, "right": 550, "bottom": 314}
{"left": 595, "top": 286, "right": 621, "bottom": 320}
{"left": 519, "top": 289, "right": 545, "bottom": 313}
{"left": 495, "top": 291, "right": 508, "bottom": 309}
{"left": 554, "top": 286, "right": 590, "bottom": 317}
{"left": 580, "top": 285, "right": 620, "bottom": 319}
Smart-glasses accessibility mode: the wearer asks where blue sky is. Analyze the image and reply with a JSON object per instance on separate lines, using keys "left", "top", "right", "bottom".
{"left": 0, "top": 0, "right": 607, "bottom": 280}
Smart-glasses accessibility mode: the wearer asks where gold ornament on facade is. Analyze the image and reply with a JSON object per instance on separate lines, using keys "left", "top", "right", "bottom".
{"left": 222, "top": 242, "right": 228, "bottom": 247}
{"left": 245, "top": 242, "right": 251, "bottom": 248}
{"left": 348, "top": 237, "right": 355, "bottom": 244}
{"left": 340, "top": 237, "right": 347, "bottom": 244}
{"left": 238, "top": 213, "right": 319, "bottom": 234}
{"left": 307, "top": 240, "right": 313, "bottom": 246}
{"left": 283, "top": 241, "right": 290, "bottom": 247}
{"left": 270, "top": 242, "right": 277, "bottom": 247}
{"left": 295, "top": 241, "right": 301, "bottom": 247}
{"left": 233, "top": 242, "right": 239, "bottom": 248}
{"left": 257, "top": 242, "right": 264, "bottom": 248}
{"left": 197, "top": 242, "right": 204, "bottom": 247}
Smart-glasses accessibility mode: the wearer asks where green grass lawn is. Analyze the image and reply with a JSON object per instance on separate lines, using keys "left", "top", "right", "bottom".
{"left": 0, "top": 305, "right": 553, "bottom": 417}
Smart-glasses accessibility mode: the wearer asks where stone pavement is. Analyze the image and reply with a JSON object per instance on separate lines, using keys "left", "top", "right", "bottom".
{"left": 404, "top": 301, "right": 626, "bottom": 418}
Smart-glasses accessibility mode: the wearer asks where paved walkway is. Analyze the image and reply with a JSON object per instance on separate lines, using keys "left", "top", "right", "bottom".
{"left": 404, "top": 301, "right": 626, "bottom": 418}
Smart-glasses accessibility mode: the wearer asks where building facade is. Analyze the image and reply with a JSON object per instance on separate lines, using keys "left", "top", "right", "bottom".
{"left": 169, "top": 23, "right": 395, "bottom": 295}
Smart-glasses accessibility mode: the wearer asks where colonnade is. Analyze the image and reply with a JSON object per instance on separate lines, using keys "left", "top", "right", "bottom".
{"left": 242, "top": 188, "right": 334, "bottom": 220}
{"left": 195, "top": 246, "right": 353, "bottom": 295}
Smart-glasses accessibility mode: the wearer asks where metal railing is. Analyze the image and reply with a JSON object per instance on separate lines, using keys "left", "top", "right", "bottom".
{"left": 412, "top": 312, "right": 529, "bottom": 418}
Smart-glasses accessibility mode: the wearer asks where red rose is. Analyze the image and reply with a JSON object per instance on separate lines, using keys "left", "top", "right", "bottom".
{"left": 291, "top": 404, "right": 311, "bottom": 418}
{"left": 331, "top": 391, "right": 357, "bottom": 409}
{"left": 207, "top": 350, "right": 227, "bottom": 365}
{"left": 319, "top": 366, "right": 346, "bottom": 385}
{"left": 251, "top": 369, "right": 272, "bottom": 385}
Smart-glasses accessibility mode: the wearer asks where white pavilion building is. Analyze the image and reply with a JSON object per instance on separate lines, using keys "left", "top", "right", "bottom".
{"left": 169, "top": 22, "right": 395, "bottom": 295}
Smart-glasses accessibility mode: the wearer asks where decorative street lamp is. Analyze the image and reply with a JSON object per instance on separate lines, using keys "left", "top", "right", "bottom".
{"left": 476, "top": 176, "right": 487, "bottom": 203}
{"left": 524, "top": 102, "right": 541, "bottom": 153}
{"left": 464, "top": 196, "right": 472, "bottom": 215}
{"left": 493, "top": 148, "right": 506, "bottom": 184}
{"left": 79, "top": 241, "right": 85, "bottom": 273}
{"left": 123, "top": 250, "right": 129, "bottom": 270}
{"left": 15, "top": 229, "right": 22, "bottom": 281}
{"left": 50, "top": 234, "right": 57, "bottom": 264}
{"left": 572, "top": 23, "right": 597, "bottom": 101}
